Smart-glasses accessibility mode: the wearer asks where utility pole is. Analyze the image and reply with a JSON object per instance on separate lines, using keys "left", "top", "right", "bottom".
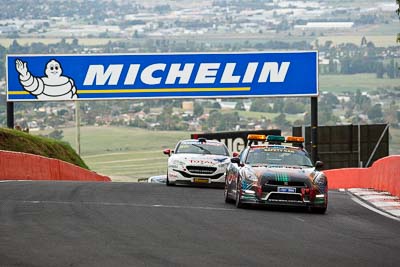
{"left": 311, "top": 97, "right": 318, "bottom": 164}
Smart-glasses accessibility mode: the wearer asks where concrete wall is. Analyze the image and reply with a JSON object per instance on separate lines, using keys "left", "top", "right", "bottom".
{"left": 325, "top": 155, "right": 400, "bottom": 197}
{"left": 0, "top": 150, "right": 111, "bottom": 182}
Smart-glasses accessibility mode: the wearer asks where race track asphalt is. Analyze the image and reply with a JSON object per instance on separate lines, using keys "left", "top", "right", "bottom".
{"left": 0, "top": 181, "right": 399, "bottom": 267}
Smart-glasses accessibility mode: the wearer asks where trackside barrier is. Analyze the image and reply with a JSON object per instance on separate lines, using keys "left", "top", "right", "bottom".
{"left": 325, "top": 155, "right": 400, "bottom": 198}
{"left": 0, "top": 150, "right": 111, "bottom": 182}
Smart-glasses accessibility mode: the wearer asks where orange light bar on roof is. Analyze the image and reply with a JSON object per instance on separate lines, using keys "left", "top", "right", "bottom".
{"left": 247, "top": 134, "right": 266, "bottom": 141}
{"left": 286, "top": 136, "right": 304, "bottom": 143}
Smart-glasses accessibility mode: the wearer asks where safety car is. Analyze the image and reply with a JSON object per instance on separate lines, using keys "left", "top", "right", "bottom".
{"left": 224, "top": 134, "right": 328, "bottom": 213}
{"left": 163, "top": 138, "right": 230, "bottom": 187}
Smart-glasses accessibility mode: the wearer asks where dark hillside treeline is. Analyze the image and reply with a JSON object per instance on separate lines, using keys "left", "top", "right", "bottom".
{"left": 0, "top": 38, "right": 399, "bottom": 80}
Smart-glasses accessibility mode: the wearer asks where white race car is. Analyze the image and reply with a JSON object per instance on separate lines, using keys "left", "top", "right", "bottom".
{"left": 163, "top": 138, "right": 231, "bottom": 187}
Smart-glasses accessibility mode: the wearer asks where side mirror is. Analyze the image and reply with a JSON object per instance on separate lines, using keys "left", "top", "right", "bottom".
{"left": 163, "top": 149, "right": 171, "bottom": 156}
{"left": 230, "top": 157, "right": 241, "bottom": 165}
{"left": 232, "top": 151, "right": 239, "bottom": 157}
{"left": 315, "top": 161, "right": 324, "bottom": 169}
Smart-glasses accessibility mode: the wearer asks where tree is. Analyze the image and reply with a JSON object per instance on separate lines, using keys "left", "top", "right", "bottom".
{"left": 48, "top": 130, "right": 64, "bottom": 140}
{"left": 193, "top": 102, "right": 204, "bottom": 117}
{"left": 273, "top": 113, "right": 289, "bottom": 127}
{"left": 206, "top": 110, "right": 222, "bottom": 131}
{"left": 283, "top": 99, "right": 306, "bottom": 114}
{"left": 376, "top": 62, "right": 385, "bottom": 78}
{"left": 397, "top": 0, "right": 400, "bottom": 42}
{"left": 272, "top": 99, "right": 285, "bottom": 113}
{"left": 212, "top": 102, "right": 221, "bottom": 109}
{"left": 235, "top": 100, "right": 246, "bottom": 111}
{"left": 250, "top": 98, "right": 271, "bottom": 112}
{"left": 367, "top": 104, "right": 383, "bottom": 121}
{"left": 320, "top": 93, "right": 339, "bottom": 108}
{"left": 157, "top": 105, "right": 173, "bottom": 130}
{"left": 387, "top": 58, "right": 398, "bottom": 78}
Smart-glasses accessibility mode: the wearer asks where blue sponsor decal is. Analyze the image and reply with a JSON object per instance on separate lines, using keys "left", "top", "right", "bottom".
{"left": 7, "top": 51, "right": 318, "bottom": 102}
{"left": 214, "top": 157, "right": 228, "bottom": 163}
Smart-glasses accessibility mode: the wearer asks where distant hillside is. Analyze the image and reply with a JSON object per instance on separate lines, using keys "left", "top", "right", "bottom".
{"left": 0, "top": 127, "right": 88, "bottom": 169}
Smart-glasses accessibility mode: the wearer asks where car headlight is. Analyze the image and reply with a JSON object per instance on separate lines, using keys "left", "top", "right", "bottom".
{"left": 314, "top": 174, "right": 327, "bottom": 186}
{"left": 218, "top": 162, "right": 230, "bottom": 168}
{"left": 171, "top": 160, "right": 185, "bottom": 166}
{"left": 244, "top": 170, "right": 258, "bottom": 182}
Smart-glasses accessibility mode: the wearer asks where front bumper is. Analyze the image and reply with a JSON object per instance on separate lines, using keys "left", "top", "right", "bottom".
{"left": 168, "top": 168, "right": 225, "bottom": 186}
{"left": 239, "top": 190, "right": 327, "bottom": 208}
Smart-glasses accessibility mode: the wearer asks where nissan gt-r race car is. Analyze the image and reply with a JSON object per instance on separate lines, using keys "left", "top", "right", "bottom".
{"left": 163, "top": 138, "right": 230, "bottom": 187}
{"left": 224, "top": 134, "right": 328, "bottom": 213}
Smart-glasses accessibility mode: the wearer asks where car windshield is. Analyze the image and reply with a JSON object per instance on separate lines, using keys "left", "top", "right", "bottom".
{"left": 245, "top": 147, "right": 313, "bottom": 167}
{"left": 175, "top": 141, "right": 229, "bottom": 156}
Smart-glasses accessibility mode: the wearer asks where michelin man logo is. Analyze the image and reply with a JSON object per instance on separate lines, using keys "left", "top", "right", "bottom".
{"left": 15, "top": 59, "right": 78, "bottom": 100}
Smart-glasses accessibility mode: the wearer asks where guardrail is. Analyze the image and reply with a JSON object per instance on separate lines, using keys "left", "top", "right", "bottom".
{"left": 325, "top": 155, "right": 400, "bottom": 197}
{"left": 0, "top": 150, "right": 111, "bottom": 182}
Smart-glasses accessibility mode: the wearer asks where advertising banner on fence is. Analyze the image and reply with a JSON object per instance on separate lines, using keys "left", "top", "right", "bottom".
{"left": 7, "top": 51, "right": 318, "bottom": 102}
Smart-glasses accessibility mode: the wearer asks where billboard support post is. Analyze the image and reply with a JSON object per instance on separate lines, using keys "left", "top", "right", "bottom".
{"left": 365, "top": 124, "right": 389, "bottom": 168}
{"left": 311, "top": 97, "right": 318, "bottom": 164}
{"left": 75, "top": 101, "right": 81, "bottom": 156}
{"left": 7, "top": 102, "right": 14, "bottom": 129}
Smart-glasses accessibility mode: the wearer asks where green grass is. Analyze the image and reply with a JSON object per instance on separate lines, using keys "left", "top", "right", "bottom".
{"left": 35, "top": 126, "right": 190, "bottom": 182}
{"left": 0, "top": 127, "right": 88, "bottom": 169}
{"left": 319, "top": 74, "right": 400, "bottom": 93}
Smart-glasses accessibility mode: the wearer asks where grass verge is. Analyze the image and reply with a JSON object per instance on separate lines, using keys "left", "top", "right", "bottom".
{"left": 0, "top": 127, "right": 88, "bottom": 169}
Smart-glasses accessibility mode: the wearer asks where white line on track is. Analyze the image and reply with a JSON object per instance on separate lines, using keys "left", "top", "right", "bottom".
{"left": 8, "top": 200, "right": 237, "bottom": 212}
{"left": 350, "top": 197, "right": 400, "bottom": 222}
{"left": 361, "top": 195, "right": 398, "bottom": 200}
{"left": 294, "top": 217, "right": 305, "bottom": 222}
{"left": 371, "top": 201, "right": 400, "bottom": 207}
{"left": 0, "top": 180, "right": 30, "bottom": 182}
{"left": 388, "top": 210, "right": 400, "bottom": 216}
{"left": 349, "top": 190, "right": 391, "bottom": 196}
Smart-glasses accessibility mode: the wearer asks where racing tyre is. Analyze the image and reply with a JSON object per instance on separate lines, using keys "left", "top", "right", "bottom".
{"left": 235, "top": 182, "right": 246, "bottom": 208}
{"left": 166, "top": 175, "right": 172, "bottom": 186}
{"left": 224, "top": 183, "right": 234, "bottom": 204}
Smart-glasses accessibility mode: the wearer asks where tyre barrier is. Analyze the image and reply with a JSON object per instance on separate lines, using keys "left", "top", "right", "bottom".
{"left": 325, "top": 155, "right": 400, "bottom": 198}
{"left": 0, "top": 150, "right": 111, "bottom": 182}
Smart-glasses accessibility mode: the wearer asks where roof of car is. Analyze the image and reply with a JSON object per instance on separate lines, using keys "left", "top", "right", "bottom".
{"left": 180, "top": 139, "right": 223, "bottom": 144}
{"left": 249, "top": 144, "right": 303, "bottom": 151}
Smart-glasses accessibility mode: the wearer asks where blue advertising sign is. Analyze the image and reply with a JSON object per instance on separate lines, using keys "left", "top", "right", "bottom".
{"left": 6, "top": 51, "right": 318, "bottom": 102}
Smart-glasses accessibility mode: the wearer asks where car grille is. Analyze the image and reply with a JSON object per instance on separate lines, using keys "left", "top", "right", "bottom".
{"left": 262, "top": 180, "right": 308, "bottom": 194}
{"left": 186, "top": 166, "right": 217, "bottom": 174}
{"left": 267, "top": 192, "right": 303, "bottom": 202}
{"left": 265, "top": 181, "right": 306, "bottom": 187}
{"left": 174, "top": 170, "right": 224, "bottom": 180}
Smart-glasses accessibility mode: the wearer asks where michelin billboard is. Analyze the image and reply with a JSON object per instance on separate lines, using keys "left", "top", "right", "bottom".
{"left": 7, "top": 51, "right": 318, "bottom": 102}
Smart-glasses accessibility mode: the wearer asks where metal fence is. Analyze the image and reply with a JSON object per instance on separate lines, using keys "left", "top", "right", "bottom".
{"left": 293, "top": 124, "right": 389, "bottom": 169}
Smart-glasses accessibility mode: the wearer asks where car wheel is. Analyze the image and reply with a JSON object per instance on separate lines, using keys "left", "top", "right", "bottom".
{"left": 235, "top": 181, "right": 245, "bottom": 208}
{"left": 224, "top": 182, "right": 234, "bottom": 204}
{"left": 166, "top": 174, "right": 172, "bottom": 186}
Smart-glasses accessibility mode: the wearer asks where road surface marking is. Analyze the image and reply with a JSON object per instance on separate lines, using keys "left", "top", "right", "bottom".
{"left": 350, "top": 197, "right": 400, "bottom": 222}
{"left": 9, "top": 200, "right": 237, "bottom": 212}
{"left": 349, "top": 188, "right": 400, "bottom": 221}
